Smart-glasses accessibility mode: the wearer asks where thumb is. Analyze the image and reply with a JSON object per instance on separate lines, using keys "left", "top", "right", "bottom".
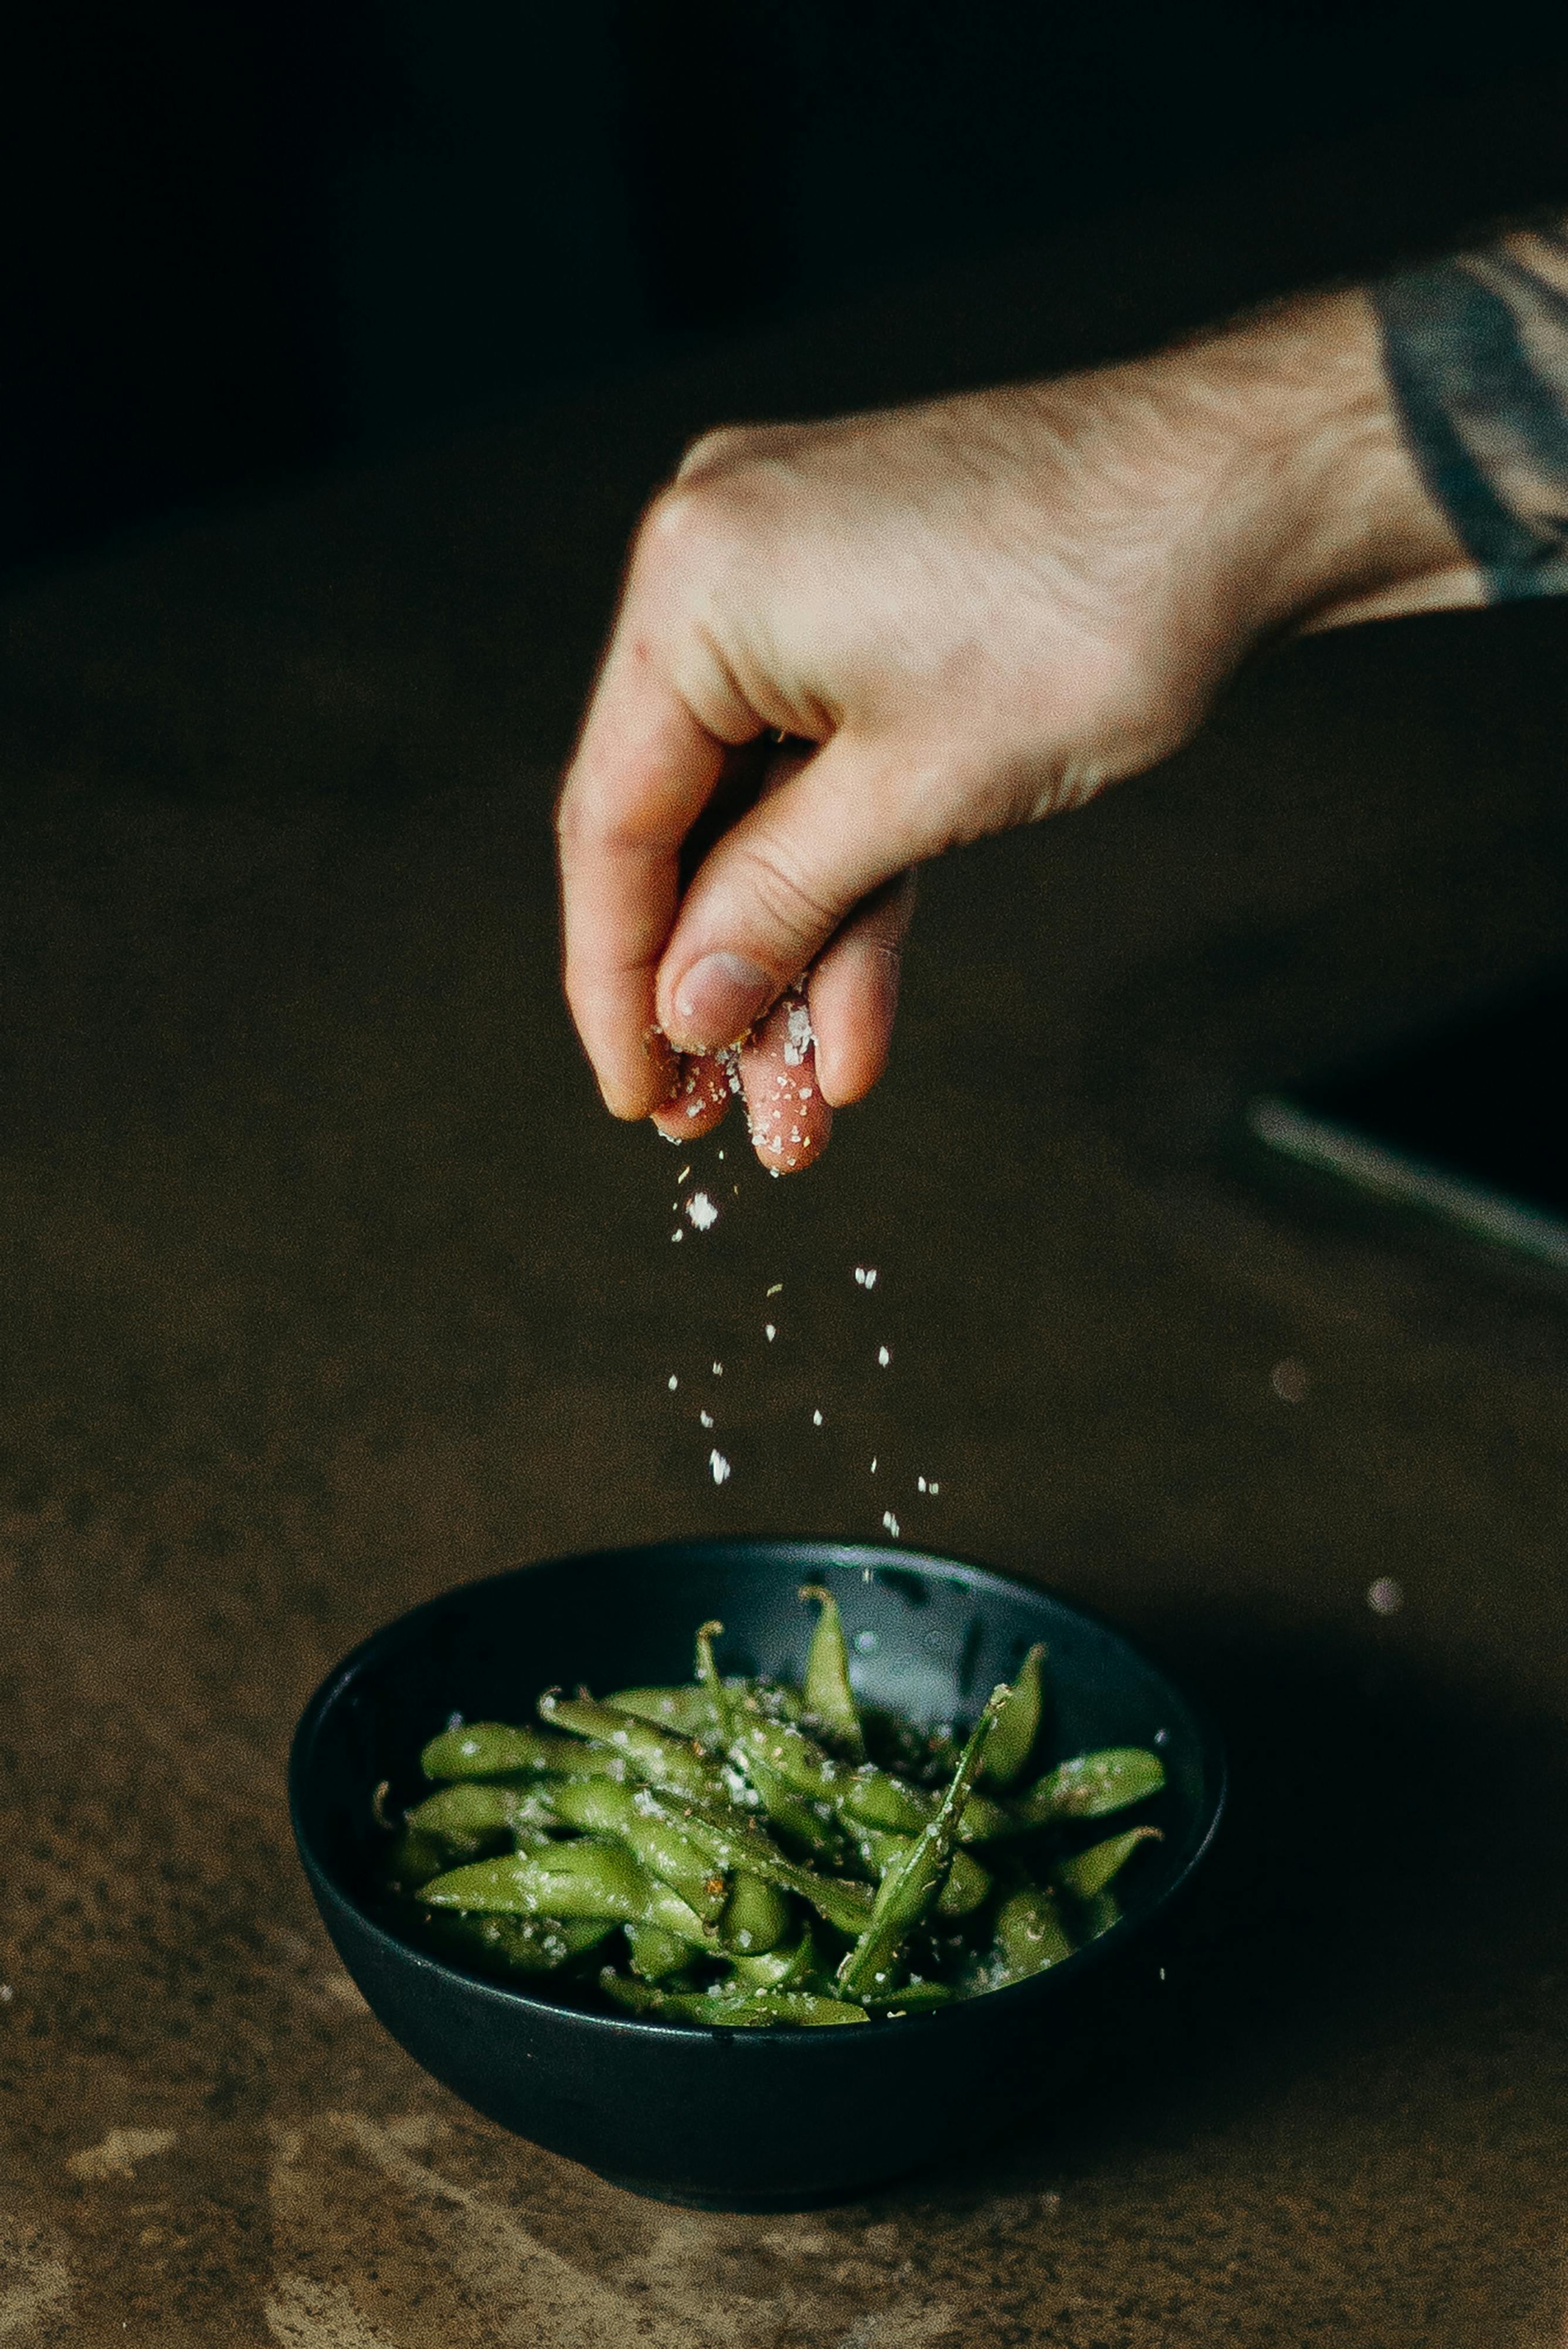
{"left": 654, "top": 730, "right": 949, "bottom": 1052}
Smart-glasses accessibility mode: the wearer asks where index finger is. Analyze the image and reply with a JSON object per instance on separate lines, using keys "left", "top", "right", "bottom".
{"left": 558, "top": 635, "right": 737, "bottom": 1118}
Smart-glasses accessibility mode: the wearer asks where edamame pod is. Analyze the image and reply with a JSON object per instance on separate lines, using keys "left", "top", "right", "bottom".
{"left": 838, "top": 1688, "right": 1007, "bottom": 2002}
{"left": 540, "top": 1692, "right": 734, "bottom": 1808}
{"left": 853, "top": 1828, "right": 992, "bottom": 1918}
{"left": 719, "top": 1871, "right": 792, "bottom": 1955}
{"left": 1053, "top": 1825, "right": 1162, "bottom": 1903}
{"left": 731, "top": 1715, "right": 1006, "bottom": 1842}
{"left": 625, "top": 1922, "right": 694, "bottom": 1979}
{"left": 418, "top": 1911, "right": 615, "bottom": 1978}
{"left": 420, "top": 1721, "right": 613, "bottom": 1781}
{"left": 547, "top": 1775, "right": 729, "bottom": 1922}
{"left": 671, "top": 1805, "right": 875, "bottom": 1937}
{"left": 730, "top": 1920, "right": 817, "bottom": 1991}
{"left": 1009, "top": 1747, "right": 1165, "bottom": 1826}
{"left": 800, "top": 1585, "right": 864, "bottom": 1758}
{"left": 422, "top": 1836, "right": 654, "bottom": 1923}
{"left": 600, "top": 1972, "right": 868, "bottom": 2028}
{"left": 982, "top": 1644, "right": 1047, "bottom": 1788}
{"left": 992, "top": 1884, "right": 1074, "bottom": 1982}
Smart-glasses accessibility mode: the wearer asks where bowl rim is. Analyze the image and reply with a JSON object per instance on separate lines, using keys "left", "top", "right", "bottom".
{"left": 289, "top": 1535, "right": 1227, "bottom": 2045}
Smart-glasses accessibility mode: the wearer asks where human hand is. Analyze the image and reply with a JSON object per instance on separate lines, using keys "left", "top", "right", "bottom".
{"left": 558, "top": 286, "right": 1474, "bottom": 1166}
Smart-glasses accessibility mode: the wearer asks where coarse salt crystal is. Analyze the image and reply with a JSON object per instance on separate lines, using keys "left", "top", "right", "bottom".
{"left": 882, "top": 1511, "right": 900, "bottom": 1537}
{"left": 870, "top": 1457, "right": 878, "bottom": 1475}
{"left": 700, "top": 1410, "right": 714, "bottom": 1429}
{"left": 812, "top": 1409, "right": 823, "bottom": 1426}
{"left": 877, "top": 1345, "right": 890, "bottom": 1367}
{"left": 929, "top": 1482, "right": 940, "bottom": 1495}
{"left": 917, "top": 1476, "right": 926, "bottom": 1492}
{"left": 710, "top": 1449, "right": 732, "bottom": 1486}
{"left": 782, "top": 1001, "right": 814, "bottom": 1067}
{"left": 668, "top": 1375, "right": 678, "bottom": 1391}
{"left": 766, "top": 1282, "right": 783, "bottom": 1296}
{"left": 1367, "top": 1577, "right": 1403, "bottom": 1615}
{"left": 712, "top": 1362, "right": 723, "bottom": 1377}
{"left": 671, "top": 1229, "right": 684, "bottom": 1242}
{"left": 685, "top": 1190, "right": 719, "bottom": 1230}
{"left": 765, "top": 1323, "right": 776, "bottom": 1341}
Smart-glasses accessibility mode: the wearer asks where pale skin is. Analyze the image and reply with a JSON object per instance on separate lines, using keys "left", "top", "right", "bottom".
{"left": 558, "top": 279, "right": 1488, "bottom": 1170}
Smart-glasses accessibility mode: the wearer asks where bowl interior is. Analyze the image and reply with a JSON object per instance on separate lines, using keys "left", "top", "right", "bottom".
{"left": 293, "top": 1538, "right": 1224, "bottom": 1984}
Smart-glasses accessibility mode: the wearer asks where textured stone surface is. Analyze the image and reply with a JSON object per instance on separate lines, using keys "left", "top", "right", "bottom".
{"left": 4, "top": 162, "right": 1568, "bottom": 2348}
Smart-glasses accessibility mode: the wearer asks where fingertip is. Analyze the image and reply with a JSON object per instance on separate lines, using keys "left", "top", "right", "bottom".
{"left": 738, "top": 993, "right": 834, "bottom": 1174}
{"left": 650, "top": 1051, "right": 734, "bottom": 1141}
{"left": 807, "top": 937, "right": 901, "bottom": 1108}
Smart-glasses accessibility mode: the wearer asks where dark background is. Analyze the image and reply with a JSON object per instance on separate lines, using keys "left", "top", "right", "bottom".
{"left": 8, "top": 2, "right": 1568, "bottom": 587}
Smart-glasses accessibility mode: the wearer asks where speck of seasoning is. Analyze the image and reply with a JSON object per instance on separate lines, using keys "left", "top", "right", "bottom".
{"left": 917, "top": 1476, "right": 926, "bottom": 1492}
{"left": 765, "top": 1323, "right": 777, "bottom": 1341}
{"left": 712, "top": 1361, "right": 723, "bottom": 1377}
{"left": 700, "top": 1411, "right": 714, "bottom": 1429}
{"left": 668, "top": 1375, "right": 678, "bottom": 1391}
{"left": 882, "top": 1511, "right": 900, "bottom": 1537}
{"left": 870, "top": 1456, "right": 878, "bottom": 1475}
{"left": 1367, "top": 1577, "right": 1404, "bottom": 1615}
{"left": 1271, "top": 1357, "right": 1309, "bottom": 1402}
{"left": 677, "top": 1166, "right": 691, "bottom": 1181}
{"left": 812, "top": 1409, "right": 823, "bottom": 1426}
{"left": 928, "top": 1481, "right": 939, "bottom": 1495}
{"left": 686, "top": 1190, "right": 719, "bottom": 1231}
{"left": 766, "top": 1283, "right": 783, "bottom": 1296}
{"left": 671, "top": 1229, "right": 684, "bottom": 1242}
{"left": 877, "top": 1345, "right": 891, "bottom": 1368}
{"left": 710, "top": 1449, "right": 732, "bottom": 1486}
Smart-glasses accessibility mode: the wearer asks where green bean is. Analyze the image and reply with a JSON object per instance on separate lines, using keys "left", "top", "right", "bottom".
{"left": 730, "top": 1713, "right": 1006, "bottom": 1842}
{"left": 539, "top": 1692, "right": 734, "bottom": 1808}
{"left": 800, "top": 1585, "right": 864, "bottom": 1758}
{"left": 734, "top": 1745, "right": 846, "bottom": 1863}
{"left": 420, "top": 1721, "right": 613, "bottom": 1781}
{"left": 838, "top": 1688, "right": 1007, "bottom": 2002}
{"left": 853, "top": 1828, "right": 992, "bottom": 1918}
{"left": 625, "top": 1922, "right": 694, "bottom": 1979}
{"left": 547, "top": 1775, "right": 729, "bottom": 1922}
{"left": 992, "top": 1885, "right": 1074, "bottom": 1983}
{"left": 694, "top": 1620, "right": 737, "bottom": 1744}
{"left": 982, "top": 1643, "right": 1047, "bottom": 1787}
{"left": 417, "top": 1911, "right": 616, "bottom": 1978}
{"left": 670, "top": 1802, "right": 876, "bottom": 1937}
{"left": 1009, "top": 1747, "right": 1165, "bottom": 1826}
{"left": 388, "top": 1604, "right": 1177, "bottom": 2026}
{"left": 1053, "top": 1825, "right": 1162, "bottom": 1903}
{"left": 600, "top": 1972, "right": 868, "bottom": 2028}
{"left": 730, "top": 1920, "right": 817, "bottom": 1991}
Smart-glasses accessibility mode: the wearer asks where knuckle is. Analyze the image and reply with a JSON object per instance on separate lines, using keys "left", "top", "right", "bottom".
{"left": 676, "top": 423, "right": 758, "bottom": 480}
{"left": 738, "top": 840, "right": 840, "bottom": 952}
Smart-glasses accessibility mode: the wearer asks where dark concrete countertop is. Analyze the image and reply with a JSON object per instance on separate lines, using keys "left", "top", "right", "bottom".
{"left": 4, "top": 143, "right": 1568, "bottom": 2347}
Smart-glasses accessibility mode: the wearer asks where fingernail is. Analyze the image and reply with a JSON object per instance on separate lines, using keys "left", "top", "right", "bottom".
{"left": 670, "top": 952, "right": 772, "bottom": 1048}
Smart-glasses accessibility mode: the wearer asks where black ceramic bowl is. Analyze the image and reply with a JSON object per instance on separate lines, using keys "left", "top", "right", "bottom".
{"left": 290, "top": 1538, "right": 1224, "bottom": 2209}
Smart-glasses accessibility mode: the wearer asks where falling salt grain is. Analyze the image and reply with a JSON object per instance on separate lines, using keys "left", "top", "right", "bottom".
{"left": 700, "top": 1411, "right": 714, "bottom": 1429}
{"left": 667, "top": 1375, "right": 678, "bottom": 1391}
{"left": 870, "top": 1456, "right": 878, "bottom": 1475}
{"left": 765, "top": 1323, "right": 777, "bottom": 1341}
{"left": 685, "top": 1190, "right": 719, "bottom": 1231}
{"left": 671, "top": 1229, "right": 684, "bottom": 1242}
{"left": 766, "top": 1283, "right": 783, "bottom": 1296}
{"left": 710, "top": 1450, "right": 732, "bottom": 1486}
{"left": 917, "top": 1476, "right": 926, "bottom": 1493}
{"left": 877, "top": 1345, "right": 891, "bottom": 1368}
{"left": 882, "top": 1511, "right": 901, "bottom": 1537}
{"left": 1367, "top": 1577, "right": 1403, "bottom": 1616}
{"left": 812, "top": 1409, "right": 823, "bottom": 1426}
{"left": 712, "top": 1361, "right": 723, "bottom": 1377}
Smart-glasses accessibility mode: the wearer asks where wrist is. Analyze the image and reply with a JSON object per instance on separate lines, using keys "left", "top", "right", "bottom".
{"left": 1163, "top": 286, "right": 1484, "bottom": 639}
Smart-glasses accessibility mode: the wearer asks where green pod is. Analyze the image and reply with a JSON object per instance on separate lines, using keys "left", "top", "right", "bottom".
{"left": 624, "top": 1921, "right": 694, "bottom": 1979}
{"left": 605, "top": 1684, "right": 722, "bottom": 1736}
{"left": 541, "top": 1693, "right": 734, "bottom": 1808}
{"left": 719, "top": 1872, "right": 792, "bottom": 1956}
{"left": 405, "top": 1780, "right": 559, "bottom": 1844}
{"left": 547, "top": 1775, "right": 729, "bottom": 1923}
{"left": 1078, "top": 1889, "right": 1122, "bottom": 1941}
{"left": 854, "top": 1828, "right": 991, "bottom": 1919}
{"left": 982, "top": 1645, "right": 1048, "bottom": 1788}
{"left": 1010, "top": 1747, "right": 1165, "bottom": 1827}
{"left": 600, "top": 1972, "right": 867, "bottom": 2028}
{"left": 421, "top": 1835, "right": 653, "bottom": 1922}
{"left": 800, "top": 1585, "right": 864, "bottom": 1758}
{"left": 838, "top": 1687, "right": 1007, "bottom": 2002}
{"left": 1053, "top": 1825, "right": 1162, "bottom": 1903}
{"left": 417, "top": 1910, "right": 615, "bottom": 1979}
{"left": 420, "top": 1721, "right": 609, "bottom": 1782}
{"left": 736, "top": 1746, "right": 845, "bottom": 1863}
{"left": 730, "top": 1920, "right": 817, "bottom": 1991}
{"left": 672, "top": 1805, "right": 874, "bottom": 1938}
{"left": 732, "top": 1716, "right": 1004, "bottom": 1843}
{"left": 386, "top": 1828, "right": 459, "bottom": 1893}
{"left": 859, "top": 1979, "right": 957, "bottom": 2014}
{"left": 993, "top": 1884, "right": 1074, "bottom": 1982}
